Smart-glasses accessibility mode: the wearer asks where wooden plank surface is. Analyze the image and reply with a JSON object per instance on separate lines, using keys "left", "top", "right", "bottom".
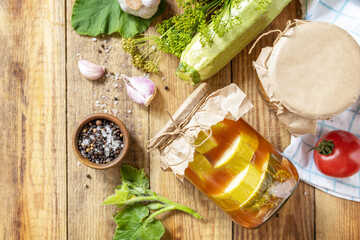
{"left": 149, "top": 1, "right": 233, "bottom": 237}
{"left": 2, "top": 0, "right": 360, "bottom": 239}
{"left": 232, "top": 1, "right": 315, "bottom": 239}
{"left": 0, "top": 0, "right": 67, "bottom": 239}
{"left": 65, "top": 0, "right": 150, "bottom": 239}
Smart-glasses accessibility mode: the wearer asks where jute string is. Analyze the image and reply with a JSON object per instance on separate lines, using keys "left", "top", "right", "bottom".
{"left": 144, "top": 92, "right": 212, "bottom": 155}
{"left": 248, "top": 20, "right": 308, "bottom": 55}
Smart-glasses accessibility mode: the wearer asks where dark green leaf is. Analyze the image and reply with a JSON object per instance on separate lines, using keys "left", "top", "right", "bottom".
{"left": 113, "top": 203, "right": 165, "bottom": 240}
{"left": 71, "top": 0, "right": 166, "bottom": 38}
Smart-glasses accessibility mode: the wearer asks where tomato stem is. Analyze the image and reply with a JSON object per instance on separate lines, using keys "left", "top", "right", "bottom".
{"left": 309, "top": 140, "right": 335, "bottom": 155}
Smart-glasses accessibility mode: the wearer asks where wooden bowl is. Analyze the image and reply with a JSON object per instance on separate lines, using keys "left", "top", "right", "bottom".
{"left": 72, "top": 113, "right": 130, "bottom": 170}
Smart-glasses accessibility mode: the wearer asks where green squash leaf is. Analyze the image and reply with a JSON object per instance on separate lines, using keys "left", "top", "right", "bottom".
{"left": 103, "top": 184, "right": 130, "bottom": 207}
{"left": 120, "top": 165, "right": 149, "bottom": 193}
{"left": 71, "top": 0, "right": 166, "bottom": 38}
{"left": 113, "top": 203, "right": 165, "bottom": 240}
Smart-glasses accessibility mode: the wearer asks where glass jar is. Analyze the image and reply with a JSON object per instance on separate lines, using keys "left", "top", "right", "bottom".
{"left": 184, "top": 118, "right": 299, "bottom": 229}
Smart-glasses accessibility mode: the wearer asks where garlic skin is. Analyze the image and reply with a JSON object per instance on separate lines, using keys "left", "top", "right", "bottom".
{"left": 118, "top": 0, "right": 160, "bottom": 19}
{"left": 121, "top": 74, "right": 156, "bottom": 107}
{"left": 78, "top": 59, "right": 105, "bottom": 80}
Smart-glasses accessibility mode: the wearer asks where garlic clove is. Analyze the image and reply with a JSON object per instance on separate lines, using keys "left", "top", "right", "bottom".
{"left": 124, "top": 0, "right": 142, "bottom": 10}
{"left": 121, "top": 74, "right": 156, "bottom": 107}
{"left": 118, "top": 0, "right": 160, "bottom": 19}
{"left": 142, "top": 0, "right": 161, "bottom": 8}
{"left": 78, "top": 59, "right": 105, "bottom": 81}
{"left": 144, "top": 87, "right": 157, "bottom": 107}
{"left": 124, "top": 81, "right": 148, "bottom": 105}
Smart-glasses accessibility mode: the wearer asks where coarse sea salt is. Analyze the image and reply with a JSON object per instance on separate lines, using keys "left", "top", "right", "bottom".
{"left": 81, "top": 139, "right": 90, "bottom": 146}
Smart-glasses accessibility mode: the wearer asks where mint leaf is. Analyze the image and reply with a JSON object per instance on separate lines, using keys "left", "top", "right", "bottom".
{"left": 71, "top": 0, "right": 166, "bottom": 38}
{"left": 113, "top": 203, "right": 165, "bottom": 240}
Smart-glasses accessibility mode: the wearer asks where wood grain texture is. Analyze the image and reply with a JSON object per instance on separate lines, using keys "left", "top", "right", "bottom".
{"left": 149, "top": 1, "right": 232, "bottom": 240}
{"left": 315, "top": 190, "right": 360, "bottom": 240}
{"left": 65, "top": 1, "right": 150, "bottom": 239}
{"left": 232, "top": 1, "right": 315, "bottom": 239}
{"left": 2, "top": 0, "right": 360, "bottom": 239}
{"left": 0, "top": 0, "right": 67, "bottom": 239}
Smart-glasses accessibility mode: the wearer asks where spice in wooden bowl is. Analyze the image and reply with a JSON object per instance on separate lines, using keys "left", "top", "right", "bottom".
{"left": 73, "top": 113, "right": 129, "bottom": 169}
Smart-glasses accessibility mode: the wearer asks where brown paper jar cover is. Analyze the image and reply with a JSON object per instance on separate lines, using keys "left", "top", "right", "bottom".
{"left": 253, "top": 21, "right": 360, "bottom": 135}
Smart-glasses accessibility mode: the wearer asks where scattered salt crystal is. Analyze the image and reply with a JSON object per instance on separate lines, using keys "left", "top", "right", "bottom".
{"left": 95, "top": 101, "right": 100, "bottom": 107}
{"left": 145, "top": 73, "right": 150, "bottom": 78}
{"left": 112, "top": 109, "right": 118, "bottom": 114}
{"left": 161, "top": 77, "right": 165, "bottom": 81}
{"left": 104, "top": 109, "right": 108, "bottom": 113}
{"left": 109, "top": 46, "right": 112, "bottom": 50}
{"left": 92, "top": 38, "right": 97, "bottom": 42}
{"left": 105, "top": 56, "right": 108, "bottom": 59}
{"left": 114, "top": 101, "right": 119, "bottom": 105}
{"left": 77, "top": 162, "right": 81, "bottom": 166}
{"left": 128, "top": 110, "right": 132, "bottom": 114}
{"left": 101, "top": 104, "right": 106, "bottom": 108}
{"left": 93, "top": 93, "right": 96, "bottom": 97}
{"left": 105, "top": 49, "right": 109, "bottom": 53}
{"left": 114, "top": 83, "right": 118, "bottom": 88}
{"left": 81, "top": 139, "right": 90, "bottom": 146}
{"left": 104, "top": 40, "right": 107, "bottom": 43}
{"left": 104, "top": 147, "right": 110, "bottom": 157}
{"left": 105, "top": 73, "right": 110, "bottom": 78}
{"left": 121, "top": 144, "right": 124, "bottom": 148}
{"left": 102, "top": 95, "right": 105, "bottom": 99}
{"left": 304, "top": 191, "right": 307, "bottom": 195}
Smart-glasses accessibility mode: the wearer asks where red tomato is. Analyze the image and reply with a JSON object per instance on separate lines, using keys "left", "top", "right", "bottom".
{"left": 312, "top": 130, "right": 360, "bottom": 178}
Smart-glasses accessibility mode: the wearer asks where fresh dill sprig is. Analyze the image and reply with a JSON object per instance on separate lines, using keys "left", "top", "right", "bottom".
{"left": 121, "top": 0, "right": 223, "bottom": 73}
{"left": 121, "top": 0, "right": 266, "bottom": 73}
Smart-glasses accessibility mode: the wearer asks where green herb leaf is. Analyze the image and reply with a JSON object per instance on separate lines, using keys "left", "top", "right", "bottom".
{"left": 105, "top": 165, "right": 201, "bottom": 240}
{"left": 120, "top": 165, "right": 149, "bottom": 194}
{"left": 103, "top": 184, "right": 130, "bottom": 207}
{"left": 113, "top": 203, "right": 165, "bottom": 240}
{"left": 71, "top": 0, "right": 166, "bottom": 38}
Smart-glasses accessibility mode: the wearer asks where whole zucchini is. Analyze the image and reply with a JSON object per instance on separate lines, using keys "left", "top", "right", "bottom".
{"left": 176, "top": 0, "right": 291, "bottom": 85}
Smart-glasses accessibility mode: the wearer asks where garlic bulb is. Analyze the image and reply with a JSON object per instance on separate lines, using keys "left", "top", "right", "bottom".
{"left": 121, "top": 74, "right": 156, "bottom": 107}
{"left": 78, "top": 59, "right": 105, "bottom": 80}
{"left": 118, "top": 0, "right": 160, "bottom": 19}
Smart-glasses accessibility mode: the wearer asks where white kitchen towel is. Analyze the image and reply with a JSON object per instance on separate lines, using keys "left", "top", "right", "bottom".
{"left": 284, "top": 0, "right": 360, "bottom": 201}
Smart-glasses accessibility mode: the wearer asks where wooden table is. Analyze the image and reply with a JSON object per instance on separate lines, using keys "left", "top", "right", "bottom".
{"left": 1, "top": 0, "right": 359, "bottom": 239}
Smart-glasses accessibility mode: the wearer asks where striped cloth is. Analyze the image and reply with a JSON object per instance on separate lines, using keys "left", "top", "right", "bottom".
{"left": 284, "top": 0, "right": 360, "bottom": 201}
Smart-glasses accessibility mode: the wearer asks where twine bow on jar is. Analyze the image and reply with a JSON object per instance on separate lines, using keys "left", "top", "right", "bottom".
{"left": 144, "top": 92, "right": 212, "bottom": 167}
